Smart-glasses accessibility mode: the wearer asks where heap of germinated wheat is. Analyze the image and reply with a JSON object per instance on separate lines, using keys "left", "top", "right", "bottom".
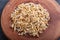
{"left": 11, "top": 2, "right": 50, "bottom": 37}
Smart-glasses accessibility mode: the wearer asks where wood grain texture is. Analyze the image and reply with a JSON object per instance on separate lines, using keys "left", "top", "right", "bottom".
{"left": 1, "top": 0, "right": 60, "bottom": 40}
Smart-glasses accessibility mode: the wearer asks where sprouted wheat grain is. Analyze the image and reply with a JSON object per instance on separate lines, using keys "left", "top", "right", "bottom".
{"left": 11, "top": 2, "right": 50, "bottom": 37}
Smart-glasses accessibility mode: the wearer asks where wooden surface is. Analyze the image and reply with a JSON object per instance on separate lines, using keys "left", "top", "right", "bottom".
{"left": 1, "top": 0, "right": 60, "bottom": 40}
